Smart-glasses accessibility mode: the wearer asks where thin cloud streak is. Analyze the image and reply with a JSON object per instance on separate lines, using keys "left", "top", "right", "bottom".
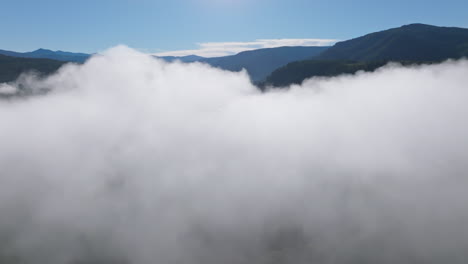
{"left": 154, "top": 38, "right": 339, "bottom": 57}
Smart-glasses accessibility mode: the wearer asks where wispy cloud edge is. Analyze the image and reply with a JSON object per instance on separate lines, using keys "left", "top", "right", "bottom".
{"left": 153, "top": 38, "right": 339, "bottom": 58}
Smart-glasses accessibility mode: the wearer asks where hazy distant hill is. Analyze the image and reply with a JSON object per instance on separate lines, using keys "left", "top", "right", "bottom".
{"left": 0, "top": 54, "right": 65, "bottom": 83}
{"left": 157, "top": 55, "right": 206, "bottom": 63}
{"left": 200, "top": 46, "right": 329, "bottom": 81}
{"left": 318, "top": 24, "right": 468, "bottom": 61}
{"left": 264, "top": 24, "right": 468, "bottom": 87}
{"left": 0, "top": 48, "right": 90, "bottom": 63}
{"left": 157, "top": 46, "right": 330, "bottom": 81}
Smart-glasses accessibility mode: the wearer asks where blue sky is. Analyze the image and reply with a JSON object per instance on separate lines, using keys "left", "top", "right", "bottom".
{"left": 2, "top": 0, "right": 468, "bottom": 56}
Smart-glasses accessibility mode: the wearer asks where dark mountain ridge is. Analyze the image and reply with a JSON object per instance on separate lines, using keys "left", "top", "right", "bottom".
{"left": 0, "top": 54, "right": 65, "bottom": 84}
{"left": 263, "top": 24, "right": 468, "bottom": 88}
{"left": 318, "top": 23, "right": 468, "bottom": 61}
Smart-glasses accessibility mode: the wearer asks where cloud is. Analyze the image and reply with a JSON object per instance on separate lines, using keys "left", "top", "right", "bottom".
{"left": 0, "top": 83, "right": 17, "bottom": 95}
{"left": 1, "top": 46, "right": 468, "bottom": 264}
{"left": 154, "top": 38, "right": 338, "bottom": 57}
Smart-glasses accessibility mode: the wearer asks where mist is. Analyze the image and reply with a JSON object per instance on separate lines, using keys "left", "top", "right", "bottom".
{"left": 1, "top": 46, "right": 468, "bottom": 264}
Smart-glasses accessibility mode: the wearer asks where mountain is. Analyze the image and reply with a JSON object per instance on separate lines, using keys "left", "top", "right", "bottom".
{"left": 0, "top": 48, "right": 91, "bottom": 63}
{"left": 158, "top": 55, "right": 206, "bottom": 63}
{"left": 0, "top": 46, "right": 329, "bottom": 85}
{"left": 3, "top": 23, "right": 468, "bottom": 89}
{"left": 200, "top": 46, "right": 330, "bottom": 81}
{"left": 157, "top": 46, "right": 330, "bottom": 82}
{"left": 263, "top": 24, "right": 468, "bottom": 87}
{"left": 0, "top": 54, "right": 65, "bottom": 84}
{"left": 318, "top": 24, "right": 468, "bottom": 61}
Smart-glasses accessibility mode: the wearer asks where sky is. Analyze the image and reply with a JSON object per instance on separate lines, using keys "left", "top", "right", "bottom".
{"left": 2, "top": 0, "right": 468, "bottom": 57}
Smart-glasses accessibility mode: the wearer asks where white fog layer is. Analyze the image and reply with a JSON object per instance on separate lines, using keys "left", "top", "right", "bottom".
{"left": 1, "top": 46, "right": 468, "bottom": 264}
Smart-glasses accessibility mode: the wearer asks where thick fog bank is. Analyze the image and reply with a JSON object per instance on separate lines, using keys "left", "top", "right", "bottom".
{"left": 1, "top": 46, "right": 468, "bottom": 264}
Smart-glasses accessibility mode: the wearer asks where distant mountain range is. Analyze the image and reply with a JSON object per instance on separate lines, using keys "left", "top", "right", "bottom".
{"left": 0, "top": 46, "right": 331, "bottom": 83}
{"left": 1, "top": 23, "right": 468, "bottom": 88}
{"left": 0, "top": 48, "right": 91, "bottom": 63}
{"left": 157, "top": 46, "right": 329, "bottom": 81}
{"left": 158, "top": 55, "right": 206, "bottom": 63}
